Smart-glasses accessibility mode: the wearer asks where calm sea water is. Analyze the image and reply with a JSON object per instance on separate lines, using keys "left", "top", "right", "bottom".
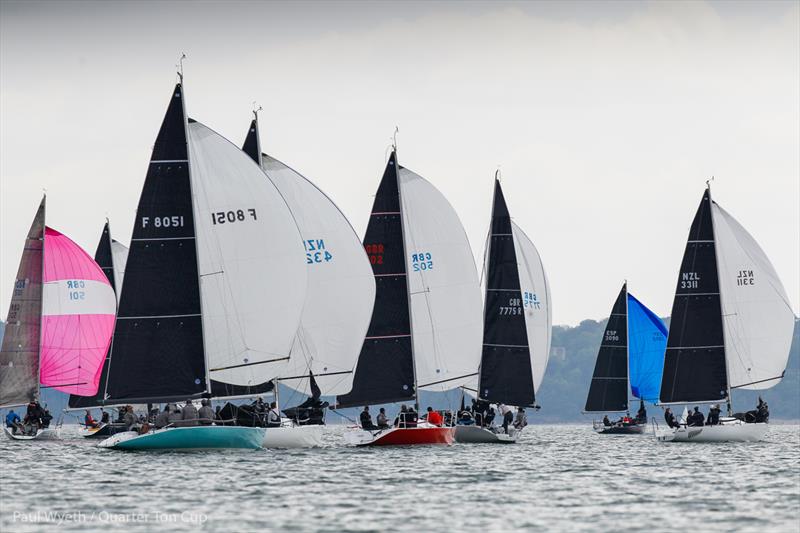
{"left": 1, "top": 424, "right": 798, "bottom": 532}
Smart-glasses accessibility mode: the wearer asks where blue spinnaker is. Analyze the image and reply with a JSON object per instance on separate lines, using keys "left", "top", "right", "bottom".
{"left": 627, "top": 293, "right": 668, "bottom": 402}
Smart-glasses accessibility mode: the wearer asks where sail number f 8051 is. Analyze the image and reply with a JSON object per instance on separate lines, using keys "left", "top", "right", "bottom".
{"left": 211, "top": 209, "right": 258, "bottom": 225}
{"left": 141, "top": 216, "right": 186, "bottom": 228}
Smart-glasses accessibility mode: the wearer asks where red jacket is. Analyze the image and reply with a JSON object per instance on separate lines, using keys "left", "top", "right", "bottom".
{"left": 427, "top": 410, "right": 443, "bottom": 426}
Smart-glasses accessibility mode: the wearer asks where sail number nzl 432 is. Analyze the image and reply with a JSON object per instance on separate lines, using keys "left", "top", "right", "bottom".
{"left": 211, "top": 209, "right": 258, "bottom": 225}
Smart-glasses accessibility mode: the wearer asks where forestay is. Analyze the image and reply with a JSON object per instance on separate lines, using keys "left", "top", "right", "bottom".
{"left": 260, "top": 154, "right": 375, "bottom": 396}
{"left": 711, "top": 202, "right": 794, "bottom": 389}
{"left": 40, "top": 228, "right": 116, "bottom": 396}
{"left": 188, "top": 121, "right": 307, "bottom": 391}
{"left": 398, "top": 166, "right": 482, "bottom": 391}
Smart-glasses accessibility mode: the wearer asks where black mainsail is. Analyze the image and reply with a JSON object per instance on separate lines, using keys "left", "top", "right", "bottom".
{"left": 584, "top": 283, "right": 629, "bottom": 412}
{"left": 336, "top": 152, "right": 415, "bottom": 408}
{"left": 659, "top": 188, "right": 727, "bottom": 404}
{"left": 104, "top": 84, "right": 208, "bottom": 404}
{"left": 477, "top": 179, "right": 536, "bottom": 407}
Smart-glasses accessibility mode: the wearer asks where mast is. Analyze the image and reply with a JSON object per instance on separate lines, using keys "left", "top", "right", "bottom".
{"left": 393, "top": 131, "right": 420, "bottom": 412}
{"left": 35, "top": 194, "right": 46, "bottom": 402}
{"left": 179, "top": 77, "right": 213, "bottom": 399}
{"left": 624, "top": 280, "right": 630, "bottom": 409}
{"left": 706, "top": 183, "right": 733, "bottom": 415}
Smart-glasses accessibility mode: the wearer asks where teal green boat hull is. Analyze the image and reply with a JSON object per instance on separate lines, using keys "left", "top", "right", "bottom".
{"left": 101, "top": 426, "right": 265, "bottom": 450}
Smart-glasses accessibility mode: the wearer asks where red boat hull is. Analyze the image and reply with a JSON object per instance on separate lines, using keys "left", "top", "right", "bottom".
{"left": 360, "top": 426, "right": 455, "bottom": 447}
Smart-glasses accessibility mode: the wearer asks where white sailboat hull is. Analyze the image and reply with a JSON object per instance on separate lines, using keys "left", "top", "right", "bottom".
{"left": 655, "top": 421, "right": 768, "bottom": 443}
{"left": 454, "top": 425, "right": 518, "bottom": 443}
{"left": 3, "top": 426, "right": 60, "bottom": 441}
{"left": 262, "top": 425, "right": 324, "bottom": 448}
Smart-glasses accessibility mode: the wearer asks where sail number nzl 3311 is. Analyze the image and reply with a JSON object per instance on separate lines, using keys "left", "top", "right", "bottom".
{"left": 210, "top": 209, "right": 258, "bottom": 225}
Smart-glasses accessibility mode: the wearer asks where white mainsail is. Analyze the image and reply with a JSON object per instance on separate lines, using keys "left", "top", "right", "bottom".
{"left": 398, "top": 167, "right": 483, "bottom": 391}
{"left": 188, "top": 121, "right": 307, "bottom": 387}
{"left": 511, "top": 221, "right": 552, "bottom": 393}
{"left": 712, "top": 202, "right": 795, "bottom": 389}
{"left": 261, "top": 154, "right": 376, "bottom": 396}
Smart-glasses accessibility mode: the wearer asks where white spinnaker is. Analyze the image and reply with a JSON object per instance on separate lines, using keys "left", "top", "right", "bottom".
{"left": 188, "top": 121, "right": 307, "bottom": 387}
{"left": 110, "top": 240, "right": 128, "bottom": 302}
{"left": 712, "top": 202, "right": 794, "bottom": 389}
{"left": 511, "top": 221, "right": 552, "bottom": 394}
{"left": 261, "top": 154, "right": 375, "bottom": 396}
{"left": 398, "top": 167, "right": 483, "bottom": 391}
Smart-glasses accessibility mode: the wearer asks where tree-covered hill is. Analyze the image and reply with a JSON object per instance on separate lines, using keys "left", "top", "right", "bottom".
{"left": 1, "top": 318, "right": 798, "bottom": 422}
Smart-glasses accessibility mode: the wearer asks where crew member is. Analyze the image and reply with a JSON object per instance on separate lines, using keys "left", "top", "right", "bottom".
{"left": 360, "top": 406, "right": 376, "bottom": 430}
{"left": 84, "top": 410, "right": 99, "bottom": 428}
{"left": 376, "top": 408, "right": 389, "bottom": 429}
{"left": 426, "top": 407, "right": 443, "bottom": 426}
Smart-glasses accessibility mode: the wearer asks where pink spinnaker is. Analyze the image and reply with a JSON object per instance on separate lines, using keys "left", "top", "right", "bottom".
{"left": 39, "top": 227, "right": 116, "bottom": 396}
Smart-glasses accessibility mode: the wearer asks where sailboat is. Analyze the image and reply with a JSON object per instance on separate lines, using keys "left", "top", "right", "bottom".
{"left": 654, "top": 186, "right": 795, "bottom": 443}
{"left": 240, "top": 113, "right": 376, "bottom": 447}
{"left": 584, "top": 282, "right": 667, "bottom": 435}
{"left": 97, "top": 79, "right": 307, "bottom": 451}
{"left": 1, "top": 198, "right": 117, "bottom": 440}
{"left": 67, "top": 221, "right": 129, "bottom": 438}
{"left": 455, "top": 176, "right": 552, "bottom": 444}
{"left": 334, "top": 141, "right": 483, "bottom": 447}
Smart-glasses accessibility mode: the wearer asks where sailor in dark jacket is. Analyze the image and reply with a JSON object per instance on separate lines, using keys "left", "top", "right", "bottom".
{"left": 706, "top": 405, "right": 721, "bottom": 426}
{"left": 360, "top": 406, "right": 376, "bottom": 430}
{"left": 664, "top": 408, "right": 678, "bottom": 428}
{"left": 688, "top": 406, "right": 705, "bottom": 426}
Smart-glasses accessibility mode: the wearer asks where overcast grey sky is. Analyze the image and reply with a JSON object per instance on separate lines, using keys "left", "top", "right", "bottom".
{"left": 1, "top": 0, "right": 798, "bottom": 326}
